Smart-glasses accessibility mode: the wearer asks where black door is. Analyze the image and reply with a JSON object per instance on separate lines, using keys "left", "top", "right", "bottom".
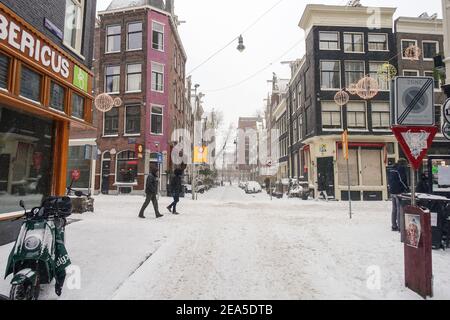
{"left": 0, "top": 154, "right": 10, "bottom": 192}
{"left": 101, "top": 160, "right": 111, "bottom": 194}
{"left": 317, "top": 157, "right": 335, "bottom": 198}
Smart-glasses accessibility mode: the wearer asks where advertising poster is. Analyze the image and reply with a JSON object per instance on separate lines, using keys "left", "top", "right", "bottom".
{"left": 405, "top": 214, "right": 421, "bottom": 249}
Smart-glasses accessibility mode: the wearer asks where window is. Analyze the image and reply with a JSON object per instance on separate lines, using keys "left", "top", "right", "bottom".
{"left": 0, "top": 106, "right": 54, "bottom": 214}
{"left": 347, "top": 102, "right": 366, "bottom": 129}
{"left": 321, "top": 102, "right": 341, "bottom": 129}
{"left": 293, "top": 119, "right": 298, "bottom": 143}
{"left": 71, "top": 93, "right": 84, "bottom": 119}
{"left": 104, "top": 107, "right": 119, "bottom": 136}
{"left": 320, "top": 60, "right": 341, "bottom": 90}
{"left": 105, "top": 65, "right": 120, "bottom": 93}
{"left": 116, "top": 151, "right": 138, "bottom": 184}
{"left": 344, "top": 33, "right": 364, "bottom": 53}
{"left": 125, "top": 105, "right": 141, "bottom": 135}
{"left": 298, "top": 114, "right": 303, "bottom": 140}
{"left": 424, "top": 71, "right": 440, "bottom": 90}
{"left": 126, "top": 64, "right": 142, "bottom": 92}
{"left": 403, "top": 70, "right": 419, "bottom": 77}
{"left": 371, "top": 102, "right": 390, "bottom": 130}
{"left": 152, "top": 21, "right": 164, "bottom": 51}
{"left": 402, "top": 40, "right": 417, "bottom": 58}
{"left": 50, "top": 82, "right": 66, "bottom": 112}
{"left": 369, "top": 62, "right": 389, "bottom": 91}
{"left": 20, "top": 66, "right": 41, "bottom": 102}
{"left": 319, "top": 32, "right": 339, "bottom": 50}
{"left": 64, "top": 0, "right": 85, "bottom": 53}
{"left": 67, "top": 146, "right": 90, "bottom": 188}
{"left": 106, "top": 25, "right": 121, "bottom": 53}
{"left": 345, "top": 61, "right": 364, "bottom": 87}
{"left": 368, "top": 33, "right": 388, "bottom": 51}
{"left": 0, "top": 54, "right": 9, "bottom": 89}
{"left": 151, "top": 62, "right": 164, "bottom": 92}
{"left": 151, "top": 105, "right": 163, "bottom": 135}
{"left": 297, "top": 83, "right": 302, "bottom": 109}
{"left": 127, "top": 22, "right": 143, "bottom": 51}
{"left": 423, "top": 41, "right": 439, "bottom": 60}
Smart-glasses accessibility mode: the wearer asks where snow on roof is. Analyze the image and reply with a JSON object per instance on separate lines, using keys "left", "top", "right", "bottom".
{"left": 107, "top": 0, "right": 166, "bottom": 11}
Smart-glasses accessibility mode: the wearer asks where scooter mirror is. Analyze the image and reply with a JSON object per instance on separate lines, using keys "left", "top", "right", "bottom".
{"left": 75, "top": 191, "right": 83, "bottom": 197}
{"left": 19, "top": 200, "right": 25, "bottom": 210}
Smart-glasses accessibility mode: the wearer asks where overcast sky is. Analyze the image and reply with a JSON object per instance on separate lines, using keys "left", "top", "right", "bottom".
{"left": 97, "top": 0, "right": 443, "bottom": 134}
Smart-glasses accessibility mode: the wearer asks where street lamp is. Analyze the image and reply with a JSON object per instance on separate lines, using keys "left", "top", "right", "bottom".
{"left": 237, "top": 35, "right": 245, "bottom": 53}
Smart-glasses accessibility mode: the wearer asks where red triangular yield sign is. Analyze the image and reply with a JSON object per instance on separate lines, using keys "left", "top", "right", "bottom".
{"left": 392, "top": 126, "right": 438, "bottom": 170}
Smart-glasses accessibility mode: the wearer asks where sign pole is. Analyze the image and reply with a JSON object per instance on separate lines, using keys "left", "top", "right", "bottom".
{"left": 342, "top": 130, "right": 352, "bottom": 219}
{"left": 347, "top": 157, "right": 352, "bottom": 219}
{"left": 411, "top": 167, "right": 416, "bottom": 207}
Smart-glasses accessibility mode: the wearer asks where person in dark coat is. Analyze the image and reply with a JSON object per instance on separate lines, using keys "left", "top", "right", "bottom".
{"left": 317, "top": 173, "right": 329, "bottom": 201}
{"left": 388, "top": 159, "right": 409, "bottom": 232}
{"left": 139, "top": 166, "right": 163, "bottom": 219}
{"left": 167, "top": 168, "right": 183, "bottom": 215}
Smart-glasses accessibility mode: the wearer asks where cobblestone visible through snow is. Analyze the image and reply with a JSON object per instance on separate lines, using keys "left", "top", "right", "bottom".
{"left": 1, "top": 186, "right": 449, "bottom": 300}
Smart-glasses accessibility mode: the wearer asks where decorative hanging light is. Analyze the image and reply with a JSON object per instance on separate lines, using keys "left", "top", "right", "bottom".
{"left": 347, "top": 83, "right": 358, "bottom": 95}
{"left": 356, "top": 76, "right": 379, "bottom": 100}
{"left": 95, "top": 93, "right": 114, "bottom": 113}
{"left": 113, "top": 97, "right": 123, "bottom": 107}
{"left": 334, "top": 90, "right": 350, "bottom": 106}
{"left": 404, "top": 45, "right": 422, "bottom": 61}
{"left": 377, "top": 63, "right": 397, "bottom": 81}
{"left": 237, "top": 35, "right": 246, "bottom": 53}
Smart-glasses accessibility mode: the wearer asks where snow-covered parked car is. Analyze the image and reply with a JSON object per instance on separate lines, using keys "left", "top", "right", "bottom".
{"left": 245, "top": 181, "right": 262, "bottom": 194}
{"left": 288, "top": 185, "right": 304, "bottom": 198}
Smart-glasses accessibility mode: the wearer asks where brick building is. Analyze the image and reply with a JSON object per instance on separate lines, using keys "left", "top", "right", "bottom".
{"left": 95, "top": 0, "right": 188, "bottom": 195}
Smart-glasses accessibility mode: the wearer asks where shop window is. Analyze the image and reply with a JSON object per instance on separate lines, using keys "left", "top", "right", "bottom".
{"left": 126, "top": 64, "right": 142, "bottom": 92}
{"left": 151, "top": 105, "right": 163, "bottom": 135}
{"left": 116, "top": 151, "right": 138, "bottom": 184}
{"left": 127, "top": 22, "right": 143, "bottom": 51}
{"left": 106, "top": 25, "right": 121, "bottom": 53}
{"left": 50, "top": 82, "right": 66, "bottom": 112}
{"left": 347, "top": 102, "right": 367, "bottom": 130}
{"left": 371, "top": 102, "right": 390, "bottom": 130}
{"left": 72, "top": 93, "right": 84, "bottom": 119}
{"left": 338, "top": 148, "right": 359, "bottom": 186}
{"left": 20, "top": 66, "right": 42, "bottom": 103}
{"left": 104, "top": 107, "right": 119, "bottom": 136}
{"left": 64, "top": 0, "right": 85, "bottom": 54}
{"left": 0, "top": 54, "right": 10, "bottom": 90}
{"left": 67, "top": 146, "right": 90, "bottom": 188}
{"left": 361, "top": 149, "right": 383, "bottom": 186}
{"left": 105, "top": 65, "right": 121, "bottom": 93}
{"left": 125, "top": 105, "right": 141, "bottom": 135}
{"left": 0, "top": 106, "right": 54, "bottom": 214}
{"left": 152, "top": 21, "right": 164, "bottom": 51}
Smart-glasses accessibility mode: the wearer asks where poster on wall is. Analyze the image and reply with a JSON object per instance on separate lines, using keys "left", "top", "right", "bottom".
{"left": 438, "top": 166, "right": 450, "bottom": 186}
{"left": 405, "top": 214, "right": 422, "bottom": 249}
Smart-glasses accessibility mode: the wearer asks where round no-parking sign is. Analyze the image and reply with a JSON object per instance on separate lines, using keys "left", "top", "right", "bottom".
{"left": 443, "top": 122, "right": 450, "bottom": 141}
{"left": 444, "top": 98, "right": 450, "bottom": 124}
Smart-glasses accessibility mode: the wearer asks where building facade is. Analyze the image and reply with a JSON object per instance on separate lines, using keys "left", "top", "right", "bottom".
{"left": 293, "top": 4, "right": 398, "bottom": 201}
{"left": 0, "top": 0, "right": 96, "bottom": 242}
{"left": 95, "top": 0, "right": 187, "bottom": 195}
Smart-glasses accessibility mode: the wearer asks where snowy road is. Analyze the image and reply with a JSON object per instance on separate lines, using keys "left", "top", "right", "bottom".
{"left": 1, "top": 186, "right": 449, "bottom": 300}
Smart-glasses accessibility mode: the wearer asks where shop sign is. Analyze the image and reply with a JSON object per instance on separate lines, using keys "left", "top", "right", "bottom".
{"left": 73, "top": 65, "right": 88, "bottom": 92}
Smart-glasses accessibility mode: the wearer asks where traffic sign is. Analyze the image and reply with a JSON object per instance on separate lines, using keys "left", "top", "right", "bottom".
{"left": 443, "top": 98, "right": 450, "bottom": 124}
{"left": 443, "top": 122, "right": 450, "bottom": 141}
{"left": 393, "top": 77, "right": 435, "bottom": 126}
{"left": 392, "top": 126, "right": 438, "bottom": 170}
{"left": 342, "top": 130, "right": 349, "bottom": 161}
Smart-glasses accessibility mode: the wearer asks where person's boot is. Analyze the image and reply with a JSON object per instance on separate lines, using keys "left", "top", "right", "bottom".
{"left": 156, "top": 213, "right": 164, "bottom": 219}
{"left": 166, "top": 206, "right": 172, "bottom": 213}
{"left": 172, "top": 211, "right": 180, "bottom": 215}
{"left": 138, "top": 214, "right": 146, "bottom": 219}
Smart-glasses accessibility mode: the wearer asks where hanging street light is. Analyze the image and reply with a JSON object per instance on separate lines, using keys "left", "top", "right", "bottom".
{"left": 237, "top": 35, "right": 246, "bottom": 52}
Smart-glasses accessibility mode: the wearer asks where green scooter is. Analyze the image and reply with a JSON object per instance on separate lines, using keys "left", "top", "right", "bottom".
{"left": 4, "top": 196, "right": 73, "bottom": 300}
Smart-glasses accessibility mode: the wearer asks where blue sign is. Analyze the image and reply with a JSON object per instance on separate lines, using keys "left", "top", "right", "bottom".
{"left": 44, "top": 18, "right": 63, "bottom": 40}
{"left": 157, "top": 153, "right": 163, "bottom": 164}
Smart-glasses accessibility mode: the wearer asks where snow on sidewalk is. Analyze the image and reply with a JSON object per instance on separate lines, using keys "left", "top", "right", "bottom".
{"left": 1, "top": 186, "right": 449, "bottom": 300}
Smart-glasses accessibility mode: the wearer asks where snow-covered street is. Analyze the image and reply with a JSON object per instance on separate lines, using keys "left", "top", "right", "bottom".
{"left": 1, "top": 185, "right": 449, "bottom": 300}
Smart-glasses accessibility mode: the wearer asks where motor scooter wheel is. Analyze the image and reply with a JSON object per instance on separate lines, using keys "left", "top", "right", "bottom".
{"left": 9, "top": 277, "right": 40, "bottom": 301}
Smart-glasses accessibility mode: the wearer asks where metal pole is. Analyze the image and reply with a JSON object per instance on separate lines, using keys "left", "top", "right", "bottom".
{"left": 411, "top": 167, "right": 416, "bottom": 206}
{"left": 347, "top": 157, "right": 352, "bottom": 219}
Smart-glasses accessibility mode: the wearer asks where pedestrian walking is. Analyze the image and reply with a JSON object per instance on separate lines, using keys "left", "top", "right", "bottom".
{"left": 167, "top": 168, "right": 183, "bottom": 215}
{"left": 317, "top": 173, "right": 329, "bottom": 201}
{"left": 139, "top": 166, "right": 163, "bottom": 219}
{"left": 388, "top": 159, "right": 409, "bottom": 232}
{"left": 416, "top": 173, "right": 430, "bottom": 194}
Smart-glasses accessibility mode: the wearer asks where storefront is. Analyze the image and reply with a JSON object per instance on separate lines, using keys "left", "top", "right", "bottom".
{"left": 0, "top": 4, "right": 93, "bottom": 216}
{"left": 303, "top": 135, "right": 399, "bottom": 201}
